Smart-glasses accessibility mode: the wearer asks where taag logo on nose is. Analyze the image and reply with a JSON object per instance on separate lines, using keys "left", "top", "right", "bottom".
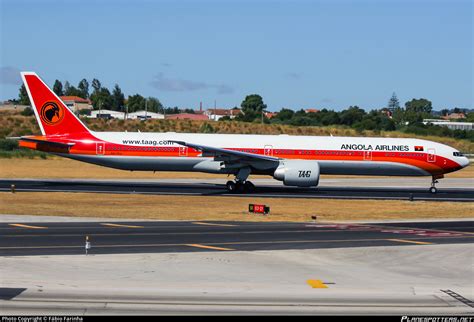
{"left": 40, "top": 101, "right": 64, "bottom": 125}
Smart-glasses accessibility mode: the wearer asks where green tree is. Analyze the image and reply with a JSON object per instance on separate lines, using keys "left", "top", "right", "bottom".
{"left": 274, "top": 108, "right": 295, "bottom": 122}
{"left": 18, "top": 84, "right": 30, "bottom": 105}
{"left": 126, "top": 94, "right": 145, "bottom": 113}
{"left": 91, "top": 79, "right": 101, "bottom": 93}
{"left": 387, "top": 92, "right": 400, "bottom": 111}
{"left": 111, "top": 84, "right": 125, "bottom": 112}
{"left": 238, "top": 94, "right": 267, "bottom": 122}
{"left": 78, "top": 79, "right": 89, "bottom": 99}
{"left": 90, "top": 87, "right": 113, "bottom": 110}
{"left": 53, "top": 80, "right": 64, "bottom": 96}
{"left": 64, "top": 81, "right": 83, "bottom": 97}
{"left": 146, "top": 97, "right": 164, "bottom": 113}
{"left": 405, "top": 98, "right": 432, "bottom": 114}
{"left": 339, "top": 106, "right": 365, "bottom": 126}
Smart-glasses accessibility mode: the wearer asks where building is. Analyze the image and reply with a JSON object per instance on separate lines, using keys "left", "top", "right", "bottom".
{"left": 205, "top": 108, "right": 241, "bottom": 121}
{"left": 60, "top": 96, "right": 92, "bottom": 112}
{"left": 88, "top": 109, "right": 125, "bottom": 119}
{"left": 442, "top": 113, "right": 467, "bottom": 120}
{"left": 423, "top": 119, "right": 473, "bottom": 131}
{"left": 305, "top": 109, "right": 320, "bottom": 114}
{"left": 166, "top": 113, "right": 209, "bottom": 120}
{"left": 128, "top": 110, "right": 165, "bottom": 120}
{"left": 264, "top": 111, "right": 278, "bottom": 119}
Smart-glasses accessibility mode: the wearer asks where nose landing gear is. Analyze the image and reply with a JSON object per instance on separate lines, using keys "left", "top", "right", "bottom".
{"left": 429, "top": 175, "right": 443, "bottom": 194}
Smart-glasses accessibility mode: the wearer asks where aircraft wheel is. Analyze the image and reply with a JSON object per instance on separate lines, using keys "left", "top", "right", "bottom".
{"left": 244, "top": 181, "right": 255, "bottom": 193}
{"left": 429, "top": 186, "right": 437, "bottom": 194}
{"left": 235, "top": 182, "right": 245, "bottom": 194}
{"left": 226, "top": 181, "right": 236, "bottom": 193}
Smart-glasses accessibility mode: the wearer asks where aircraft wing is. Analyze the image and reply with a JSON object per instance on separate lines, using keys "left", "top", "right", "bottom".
{"left": 170, "top": 140, "right": 280, "bottom": 164}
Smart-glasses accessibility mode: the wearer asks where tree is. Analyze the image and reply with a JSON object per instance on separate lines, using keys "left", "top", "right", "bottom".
{"left": 18, "top": 84, "right": 30, "bottom": 105}
{"left": 126, "top": 94, "right": 145, "bottom": 113}
{"left": 64, "top": 81, "right": 83, "bottom": 97}
{"left": 90, "top": 87, "right": 113, "bottom": 110}
{"left": 339, "top": 106, "right": 365, "bottom": 126}
{"left": 53, "top": 80, "right": 64, "bottom": 96}
{"left": 91, "top": 79, "right": 101, "bottom": 93}
{"left": 238, "top": 94, "right": 267, "bottom": 122}
{"left": 405, "top": 98, "right": 432, "bottom": 114}
{"left": 274, "top": 108, "right": 295, "bottom": 121}
{"left": 112, "top": 84, "right": 125, "bottom": 112}
{"left": 387, "top": 92, "right": 400, "bottom": 111}
{"left": 146, "top": 97, "right": 164, "bottom": 113}
{"left": 78, "top": 79, "right": 89, "bottom": 99}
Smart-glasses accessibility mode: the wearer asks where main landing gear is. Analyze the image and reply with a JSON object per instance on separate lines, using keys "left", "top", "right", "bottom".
{"left": 226, "top": 180, "right": 255, "bottom": 193}
{"left": 225, "top": 167, "right": 255, "bottom": 194}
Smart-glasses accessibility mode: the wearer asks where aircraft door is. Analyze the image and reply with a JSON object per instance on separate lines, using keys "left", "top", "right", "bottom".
{"left": 96, "top": 142, "right": 105, "bottom": 155}
{"left": 363, "top": 150, "right": 372, "bottom": 160}
{"left": 179, "top": 146, "right": 188, "bottom": 157}
{"left": 427, "top": 148, "right": 436, "bottom": 163}
{"left": 264, "top": 145, "right": 273, "bottom": 156}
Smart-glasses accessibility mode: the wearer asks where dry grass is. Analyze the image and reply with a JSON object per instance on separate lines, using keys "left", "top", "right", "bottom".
{"left": 1, "top": 192, "right": 473, "bottom": 222}
{"left": 0, "top": 157, "right": 472, "bottom": 179}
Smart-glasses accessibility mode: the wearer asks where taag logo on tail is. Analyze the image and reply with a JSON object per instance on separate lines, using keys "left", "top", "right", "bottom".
{"left": 40, "top": 101, "right": 64, "bottom": 126}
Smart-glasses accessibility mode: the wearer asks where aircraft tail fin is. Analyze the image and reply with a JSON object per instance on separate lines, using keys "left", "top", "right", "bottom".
{"left": 21, "top": 72, "right": 92, "bottom": 136}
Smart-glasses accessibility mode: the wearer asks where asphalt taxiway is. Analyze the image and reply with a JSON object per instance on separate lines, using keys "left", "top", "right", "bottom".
{"left": 1, "top": 178, "right": 473, "bottom": 201}
{"left": 0, "top": 220, "right": 472, "bottom": 256}
{"left": 1, "top": 218, "right": 473, "bottom": 314}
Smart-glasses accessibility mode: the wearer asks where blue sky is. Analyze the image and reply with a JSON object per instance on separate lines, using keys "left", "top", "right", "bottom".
{"left": 0, "top": 0, "right": 472, "bottom": 111}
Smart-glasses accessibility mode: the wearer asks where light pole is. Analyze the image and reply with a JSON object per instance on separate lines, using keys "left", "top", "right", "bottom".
{"left": 145, "top": 98, "right": 148, "bottom": 120}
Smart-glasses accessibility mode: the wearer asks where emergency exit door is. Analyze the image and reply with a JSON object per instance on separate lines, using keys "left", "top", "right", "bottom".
{"left": 264, "top": 145, "right": 273, "bottom": 156}
{"left": 427, "top": 148, "right": 436, "bottom": 162}
{"left": 96, "top": 142, "right": 105, "bottom": 155}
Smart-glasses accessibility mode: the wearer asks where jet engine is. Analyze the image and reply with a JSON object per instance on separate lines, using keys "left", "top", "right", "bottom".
{"left": 273, "top": 160, "right": 320, "bottom": 187}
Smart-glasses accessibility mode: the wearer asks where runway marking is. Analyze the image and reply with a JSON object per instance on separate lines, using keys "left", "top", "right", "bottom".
{"left": 388, "top": 239, "right": 433, "bottom": 245}
{"left": 192, "top": 222, "right": 237, "bottom": 227}
{"left": 307, "top": 280, "right": 328, "bottom": 289}
{"left": 8, "top": 224, "right": 47, "bottom": 229}
{"left": 186, "top": 244, "right": 235, "bottom": 251}
{"left": 101, "top": 223, "right": 144, "bottom": 229}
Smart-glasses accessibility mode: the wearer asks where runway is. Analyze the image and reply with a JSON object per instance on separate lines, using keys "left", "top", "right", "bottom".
{"left": 1, "top": 178, "right": 474, "bottom": 201}
{"left": 1, "top": 220, "right": 472, "bottom": 256}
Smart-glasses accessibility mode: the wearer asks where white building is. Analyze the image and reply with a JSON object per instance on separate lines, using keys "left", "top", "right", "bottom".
{"left": 128, "top": 110, "right": 165, "bottom": 120}
{"left": 88, "top": 109, "right": 125, "bottom": 119}
{"left": 423, "top": 119, "right": 473, "bottom": 131}
{"left": 204, "top": 108, "right": 241, "bottom": 121}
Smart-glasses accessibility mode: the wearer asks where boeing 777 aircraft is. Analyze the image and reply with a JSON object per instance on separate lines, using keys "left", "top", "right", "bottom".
{"left": 15, "top": 72, "right": 469, "bottom": 193}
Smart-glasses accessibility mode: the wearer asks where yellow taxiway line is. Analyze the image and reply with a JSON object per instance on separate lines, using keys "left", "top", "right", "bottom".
{"left": 192, "top": 222, "right": 237, "bottom": 227}
{"left": 9, "top": 223, "right": 47, "bottom": 229}
{"left": 186, "top": 244, "right": 235, "bottom": 251}
{"left": 388, "top": 239, "right": 433, "bottom": 245}
{"left": 307, "top": 280, "right": 328, "bottom": 289}
{"left": 101, "top": 223, "right": 144, "bottom": 229}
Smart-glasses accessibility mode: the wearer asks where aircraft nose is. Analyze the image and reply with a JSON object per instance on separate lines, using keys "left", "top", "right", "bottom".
{"left": 461, "top": 156, "right": 470, "bottom": 168}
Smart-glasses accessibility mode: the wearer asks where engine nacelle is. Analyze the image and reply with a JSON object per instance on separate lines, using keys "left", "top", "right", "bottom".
{"left": 273, "top": 160, "right": 320, "bottom": 187}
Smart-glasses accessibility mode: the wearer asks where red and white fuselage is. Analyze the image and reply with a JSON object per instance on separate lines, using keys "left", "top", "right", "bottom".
{"left": 18, "top": 72, "right": 469, "bottom": 190}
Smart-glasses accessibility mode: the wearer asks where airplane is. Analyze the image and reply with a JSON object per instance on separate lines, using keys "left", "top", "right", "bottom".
{"left": 14, "top": 72, "right": 470, "bottom": 194}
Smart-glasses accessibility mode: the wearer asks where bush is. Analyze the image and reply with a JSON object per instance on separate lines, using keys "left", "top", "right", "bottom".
{"left": 0, "top": 139, "right": 19, "bottom": 151}
{"left": 20, "top": 107, "right": 34, "bottom": 116}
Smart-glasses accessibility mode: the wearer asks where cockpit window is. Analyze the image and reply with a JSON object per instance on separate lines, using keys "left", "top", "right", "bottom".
{"left": 453, "top": 152, "right": 464, "bottom": 157}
